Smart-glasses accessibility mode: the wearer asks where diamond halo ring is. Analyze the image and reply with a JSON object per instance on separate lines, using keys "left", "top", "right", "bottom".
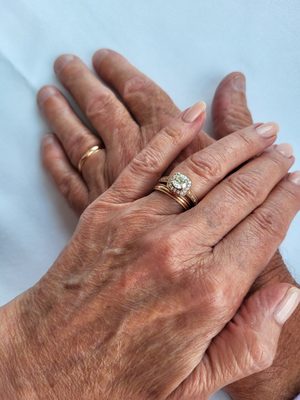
{"left": 154, "top": 173, "right": 198, "bottom": 210}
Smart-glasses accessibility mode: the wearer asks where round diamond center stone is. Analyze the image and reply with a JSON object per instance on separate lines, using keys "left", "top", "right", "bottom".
{"left": 169, "top": 173, "right": 191, "bottom": 195}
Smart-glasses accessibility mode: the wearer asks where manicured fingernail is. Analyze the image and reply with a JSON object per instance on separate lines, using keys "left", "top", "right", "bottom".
{"left": 256, "top": 122, "right": 279, "bottom": 138}
{"left": 274, "top": 287, "right": 300, "bottom": 325}
{"left": 288, "top": 171, "right": 300, "bottom": 185}
{"left": 183, "top": 101, "right": 206, "bottom": 123}
{"left": 38, "top": 86, "right": 57, "bottom": 106}
{"left": 231, "top": 74, "right": 246, "bottom": 92}
{"left": 93, "top": 49, "right": 109, "bottom": 65}
{"left": 54, "top": 54, "right": 75, "bottom": 74}
{"left": 275, "top": 143, "right": 294, "bottom": 158}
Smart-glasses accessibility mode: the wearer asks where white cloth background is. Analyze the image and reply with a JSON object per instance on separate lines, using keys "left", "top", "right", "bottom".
{"left": 0, "top": 1, "right": 299, "bottom": 398}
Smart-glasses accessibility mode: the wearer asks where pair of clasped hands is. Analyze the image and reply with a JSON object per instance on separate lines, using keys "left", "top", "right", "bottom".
{"left": 0, "top": 49, "right": 299, "bottom": 400}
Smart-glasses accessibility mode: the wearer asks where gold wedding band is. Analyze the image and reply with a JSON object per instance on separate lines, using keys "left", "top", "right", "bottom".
{"left": 78, "top": 145, "right": 102, "bottom": 172}
{"left": 154, "top": 183, "right": 193, "bottom": 210}
{"left": 154, "top": 173, "right": 198, "bottom": 211}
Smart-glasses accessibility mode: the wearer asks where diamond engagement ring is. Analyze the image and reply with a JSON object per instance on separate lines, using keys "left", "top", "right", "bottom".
{"left": 154, "top": 173, "right": 198, "bottom": 210}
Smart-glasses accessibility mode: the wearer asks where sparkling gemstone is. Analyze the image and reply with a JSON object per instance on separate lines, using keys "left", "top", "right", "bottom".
{"left": 167, "top": 173, "right": 192, "bottom": 196}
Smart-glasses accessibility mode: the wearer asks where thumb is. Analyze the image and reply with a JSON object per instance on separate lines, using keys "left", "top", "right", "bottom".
{"left": 212, "top": 72, "right": 253, "bottom": 139}
{"left": 168, "top": 284, "right": 300, "bottom": 399}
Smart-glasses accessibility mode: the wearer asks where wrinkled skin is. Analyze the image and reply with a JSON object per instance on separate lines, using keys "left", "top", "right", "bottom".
{"left": 1, "top": 108, "right": 300, "bottom": 399}
{"left": 39, "top": 50, "right": 300, "bottom": 399}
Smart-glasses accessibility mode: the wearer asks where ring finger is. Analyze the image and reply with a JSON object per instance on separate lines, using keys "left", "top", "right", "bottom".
{"left": 37, "top": 85, "right": 105, "bottom": 186}
{"left": 148, "top": 122, "right": 280, "bottom": 214}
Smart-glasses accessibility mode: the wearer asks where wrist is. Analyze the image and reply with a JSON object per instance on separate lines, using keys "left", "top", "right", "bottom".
{"left": 0, "top": 294, "right": 46, "bottom": 400}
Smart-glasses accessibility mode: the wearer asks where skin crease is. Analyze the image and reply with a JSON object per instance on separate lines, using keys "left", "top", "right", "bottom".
{"left": 1, "top": 112, "right": 300, "bottom": 399}
{"left": 39, "top": 50, "right": 300, "bottom": 399}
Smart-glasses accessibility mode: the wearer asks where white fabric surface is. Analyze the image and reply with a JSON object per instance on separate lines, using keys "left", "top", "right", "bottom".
{"left": 0, "top": 1, "right": 299, "bottom": 398}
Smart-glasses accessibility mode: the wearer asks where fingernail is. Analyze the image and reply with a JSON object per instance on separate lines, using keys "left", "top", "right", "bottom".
{"left": 231, "top": 74, "right": 246, "bottom": 92}
{"left": 93, "top": 49, "right": 109, "bottom": 66}
{"left": 288, "top": 171, "right": 300, "bottom": 185}
{"left": 256, "top": 122, "right": 279, "bottom": 138}
{"left": 38, "top": 86, "right": 57, "bottom": 106}
{"left": 275, "top": 143, "right": 294, "bottom": 158}
{"left": 54, "top": 54, "right": 75, "bottom": 74}
{"left": 183, "top": 101, "right": 206, "bottom": 123}
{"left": 274, "top": 287, "right": 300, "bottom": 325}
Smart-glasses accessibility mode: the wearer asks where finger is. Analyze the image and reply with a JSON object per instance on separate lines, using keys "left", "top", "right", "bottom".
{"left": 93, "top": 49, "right": 180, "bottom": 128}
{"left": 104, "top": 102, "right": 206, "bottom": 204}
{"left": 184, "top": 143, "right": 294, "bottom": 244}
{"left": 212, "top": 72, "right": 253, "bottom": 138}
{"left": 168, "top": 284, "right": 300, "bottom": 399}
{"left": 214, "top": 171, "right": 300, "bottom": 292}
{"left": 54, "top": 54, "right": 139, "bottom": 151}
{"left": 37, "top": 85, "right": 107, "bottom": 186}
{"left": 148, "top": 123, "right": 279, "bottom": 214}
{"left": 41, "top": 134, "right": 88, "bottom": 214}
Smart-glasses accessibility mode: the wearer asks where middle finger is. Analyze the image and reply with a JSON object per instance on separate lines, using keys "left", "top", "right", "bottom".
{"left": 54, "top": 54, "right": 140, "bottom": 152}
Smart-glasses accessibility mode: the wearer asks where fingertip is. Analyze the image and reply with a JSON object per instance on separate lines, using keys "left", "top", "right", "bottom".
{"left": 223, "top": 72, "right": 246, "bottom": 93}
{"left": 92, "top": 48, "right": 111, "bottom": 68}
{"left": 54, "top": 54, "right": 76, "bottom": 75}
{"left": 37, "top": 85, "right": 59, "bottom": 107}
{"left": 182, "top": 101, "right": 207, "bottom": 123}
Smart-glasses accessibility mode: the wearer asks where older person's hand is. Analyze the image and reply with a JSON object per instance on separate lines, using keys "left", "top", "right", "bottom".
{"left": 39, "top": 50, "right": 300, "bottom": 399}
{"left": 1, "top": 105, "right": 300, "bottom": 399}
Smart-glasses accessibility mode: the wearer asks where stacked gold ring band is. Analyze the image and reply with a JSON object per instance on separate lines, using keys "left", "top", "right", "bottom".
{"left": 154, "top": 172, "right": 198, "bottom": 211}
{"left": 78, "top": 145, "right": 102, "bottom": 172}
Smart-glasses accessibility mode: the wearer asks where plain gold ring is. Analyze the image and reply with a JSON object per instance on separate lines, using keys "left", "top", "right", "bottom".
{"left": 78, "top": 145, "right": 102, "bottom": 172}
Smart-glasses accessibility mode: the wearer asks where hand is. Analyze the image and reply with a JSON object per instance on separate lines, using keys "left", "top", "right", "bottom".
{"left": 1, "top": 111, "right": 300, "bottom": 399}
{"left": 212, "top": 74, "right": 300, "bottom": 399}
{"left": 38, "top": 50, "right": 300, "bottom": 398}
{"left": 38, "top": 50, "right": 214, "bottom": 214}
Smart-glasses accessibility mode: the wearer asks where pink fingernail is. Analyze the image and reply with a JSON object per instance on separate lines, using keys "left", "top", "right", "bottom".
{"left": 274, "top": 287, "right": 300, "bottom": 325}
{"left": 231, "top": 74, "right": 246, "bottom": 92}
{"left": 38, "top": 86, "right": 57, "bottom": 106}
{"left": 275, "top": 143, "right": 294, "bottom": 158}
{"left": 256, "top": 122, "right": 279, "bottom": 138}
{"left": 288, "top": 171, "right": 300, "bottom": 185}
{"left": 54, "top": 54, "right": 75, "bottom": 74}
{"left": 183, "top": 101, "right": 206, "bottom": 123}
{"left": 93, "top": 49, "right": 110, "bottom": 66}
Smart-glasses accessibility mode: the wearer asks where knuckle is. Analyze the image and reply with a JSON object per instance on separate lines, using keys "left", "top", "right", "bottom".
{"left": 251, "top": 206, "right": 286, "bottom": 239}
{"left": 162, "top": 124, "right": 184, "bottom": 145}
{"left": 146, "top": 232, "right": 185, "bottom": 279}
{"left": 86, "top": 91, "right": 115, "bottom": 119}
{"left": 207, "top": 284, "right": 232, "bottom": 316}
{"left": 57, "top": 173, "right": 73, "bottom": 199}
{"left": 234, "top": 129, "right": 255, "bottom": 147}
{"left": 247, "top": 341, "right": 275, "bottom": 372}
{"left": 123, "top": 75, "right": 153, "bottom": 97}
{"left": 209, "top": 286, "right": 229, "bottom": 315}
{"left": 225, "top": 106, "right": 252, "bottom": 131}
{"left": 188, "top": 152, "right": 223, "bottom": 181}
{"left": 277, "top": 182, "right": 300, "bottom": 203}
{"left": 226, "top": 172, "right": 262, "bottom": 203}
{"left": 67, "top": 131, "right": 95, "bottom": 163}
{"left": 267, "top": 152, "right": 288, "bottom": 170}
{"left": 129, "top": 147, "right": 161, "bottom": 175}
